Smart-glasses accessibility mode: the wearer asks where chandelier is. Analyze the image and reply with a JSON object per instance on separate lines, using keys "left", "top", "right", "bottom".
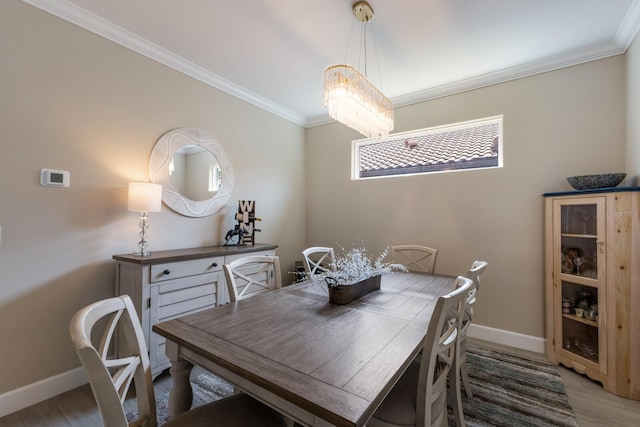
{"left": 323, "top": 1, "right": 394, "bottom": 139}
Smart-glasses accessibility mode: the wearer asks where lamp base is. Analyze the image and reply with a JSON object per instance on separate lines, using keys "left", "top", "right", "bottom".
{"left": 133, "top": 212, "right": 152, "bottom": 257}
{"left": 132, "top": 250, "right": 152, "bottom": 257}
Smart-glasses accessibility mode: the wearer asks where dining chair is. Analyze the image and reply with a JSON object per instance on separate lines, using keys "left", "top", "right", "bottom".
{"left": 223, "top": 255, "right": 282, "bottom": 302}
{"left": 447, "top": 261, "right": 488, "bottom": 427}
{"left": 368, "top": 277, "right": 474, "bottom": 427}
{"left": 69, "top": 295, "right": 287, "bottom": 427}
{"left": 301, "top": 246, "right": 336, "bottom": 276}
{"left": 466, "top": 260, "right": 488, "bottom": 292}
{"left": 390, "top": 245, "right": 438, "bottom": 274}
{"left": 452, "top": 261, "right": 488, "bottom": 399}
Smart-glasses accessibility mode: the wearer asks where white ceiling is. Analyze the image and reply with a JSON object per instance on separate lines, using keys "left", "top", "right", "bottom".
{"left": 24, "top": 0, "right": 640, "bottom": 128}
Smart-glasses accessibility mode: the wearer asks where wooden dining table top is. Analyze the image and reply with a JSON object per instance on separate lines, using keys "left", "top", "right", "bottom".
{"left": 152, "top": 271, "right": 457, "bottom": 427}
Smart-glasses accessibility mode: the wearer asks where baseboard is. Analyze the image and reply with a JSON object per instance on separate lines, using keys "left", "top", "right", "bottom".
{"left": 468, "top": 323, "right": 546, "bottom": 354}
{"left": 0, "top": 324, "right": 546, "bottom": 418}
{"left": 0, "top": 367, "right": 87, "bottom": 418}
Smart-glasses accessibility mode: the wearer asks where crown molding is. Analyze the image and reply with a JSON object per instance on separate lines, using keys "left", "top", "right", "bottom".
{"left": 22, "top": 0, "right": 307, "bottom": 127}
{"left": 615, "top": 0, "right": 640, "bottom": 49}
{"left": 304, "top": 39, "right": 628, "bottom": 128}
{"left": 22, "top": 0, "right": 638, "bottom": 130}
{"left": 391, "top": 41, "right": 626, "bottom": 110}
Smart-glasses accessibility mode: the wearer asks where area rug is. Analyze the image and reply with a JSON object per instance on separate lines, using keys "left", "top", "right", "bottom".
{"left": 131, "top": 345, "right": 578, "bottom": 426}
{"left": 449, "top": 346, "right": 578, "bottom": 427}
{"left": 126, "top": 373, "right": 234, "bottom": 424}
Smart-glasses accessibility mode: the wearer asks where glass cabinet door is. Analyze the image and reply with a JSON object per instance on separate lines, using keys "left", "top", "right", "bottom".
{"left": 553, "top": 197, "right": 606, "bottom": 371}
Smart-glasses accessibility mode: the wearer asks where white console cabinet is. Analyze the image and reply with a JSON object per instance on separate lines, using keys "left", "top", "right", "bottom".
{"left": 114, "top": 243, "right": 277, "bottom": 376}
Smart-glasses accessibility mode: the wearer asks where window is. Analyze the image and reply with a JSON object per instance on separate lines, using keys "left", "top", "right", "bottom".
{"left": 209, "top": 164, "right": 221, "bottom": 192}
{"left": 352, "top": 115, "right": 503, "bottom": 180}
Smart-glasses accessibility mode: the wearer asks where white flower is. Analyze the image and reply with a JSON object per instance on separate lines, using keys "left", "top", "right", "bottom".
{"left": 313, "top": 244, "right": 407, "bottom": 286}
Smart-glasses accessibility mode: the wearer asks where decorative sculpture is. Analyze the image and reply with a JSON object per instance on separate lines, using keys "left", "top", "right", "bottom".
{"left": 223, "top": 200, "right": 261, "bottom": 246}
{"left": 223, "top": 225, "right": 247, "bottom": 246}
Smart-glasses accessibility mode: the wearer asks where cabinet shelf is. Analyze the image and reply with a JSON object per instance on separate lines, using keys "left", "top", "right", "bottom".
{"left": 561, "top": 233, "right": 597, "bottom": 239}
{"left": 562, "top": 313, "right": 597, "bottom": 327}
{"left": 560, "top": 346, "right": 599, "bottom": 364}
{"left": 559, "top": 272, "right": 598, "bottom": 285}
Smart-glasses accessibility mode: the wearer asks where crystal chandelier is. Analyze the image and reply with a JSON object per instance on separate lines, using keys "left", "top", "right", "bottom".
{"left": 323, "top": 1, "right": 394, "bottom": 139}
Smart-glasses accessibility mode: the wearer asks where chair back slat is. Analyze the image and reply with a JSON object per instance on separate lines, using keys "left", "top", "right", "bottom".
{"left": 417, "top": 276, "right": 474, "bottom": 427}
{"left": 224, "top": 255, "right": 282, "bottom": 302}
{"left": 466, "top": 260, "right": 488, "bottom": 291}
{"left": 390, "top": 245, "right": 438, "bottom": 274}
{"left": 70, "top": 295, "right": 156, "bottom": 427}
{"left": 302, "top": 247, "right": 336, "bottom": 276}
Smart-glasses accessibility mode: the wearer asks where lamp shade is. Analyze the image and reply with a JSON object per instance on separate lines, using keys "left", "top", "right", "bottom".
{"left": 128, "top": 182, "right": 162, "bottom": 213}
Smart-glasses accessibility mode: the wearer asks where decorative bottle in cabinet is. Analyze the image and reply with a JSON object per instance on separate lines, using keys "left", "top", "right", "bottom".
{"left": 544, "top": 189, "right": 640, "bottom": 400}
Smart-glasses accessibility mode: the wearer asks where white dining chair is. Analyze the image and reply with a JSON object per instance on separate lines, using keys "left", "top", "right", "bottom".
{"left": 69, "top": 295, "right": 287, "bottom": 427}
{"left": 368, "top": 277, "right": 474, "bottom": 427}
{"left": 302, "top": 246, "right": 336, "bottom": 276}
{"left": 452, "top": 261, "right": 488, "bottom": 405}
{"left": 390, "top": 245, "right": 438, "bottom": 274}
{"left": 466, "top": 260, "right": 488, "bottom": 292}
{"left": 223, "top": 255, "right": 282, "bottom": 302}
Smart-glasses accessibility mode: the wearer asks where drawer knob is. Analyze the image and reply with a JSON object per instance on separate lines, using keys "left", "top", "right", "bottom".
{"left": 211, "top": 262, "right": 218, "bottom": 267}
{"left": 162, "top": 269, "right": 171, "bottom": 275}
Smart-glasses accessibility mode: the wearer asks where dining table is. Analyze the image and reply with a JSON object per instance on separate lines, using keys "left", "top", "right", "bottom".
{"left": 152, "top": 271, "right": 457, "bottom": 427}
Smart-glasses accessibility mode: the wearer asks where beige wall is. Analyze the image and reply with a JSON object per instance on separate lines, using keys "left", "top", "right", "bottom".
{"left": 1, "top": 0, "right": 635, "bottom": 402}
{"left": 305, "top": 56, "right": 626, "bottom": 339}
{"left": 0, "top": 1, "right": 305, "bottom": 394}
{"left": 627, "top": 32, "right": 640, "bottom": 183}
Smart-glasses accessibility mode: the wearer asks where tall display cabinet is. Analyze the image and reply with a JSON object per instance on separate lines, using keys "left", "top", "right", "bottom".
{"left": 544, "top": 188, "right": 640, "bottom": 400}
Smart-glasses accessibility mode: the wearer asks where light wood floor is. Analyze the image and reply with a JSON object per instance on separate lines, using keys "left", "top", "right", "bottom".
{"left": 2, "top": 342, "right": 639, "bottom": 426}
{"left": 0, "top": 367, "right": 189, "bottom": 427}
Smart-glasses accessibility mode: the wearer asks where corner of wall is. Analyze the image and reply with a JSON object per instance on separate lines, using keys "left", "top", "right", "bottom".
{"left": 626, "top": 27, "right": 640, "bottom": 179}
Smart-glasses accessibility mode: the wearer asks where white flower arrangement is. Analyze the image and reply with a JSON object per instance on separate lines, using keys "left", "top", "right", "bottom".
{"left": 314, "top": 244, "right": 407, "bottom": 286}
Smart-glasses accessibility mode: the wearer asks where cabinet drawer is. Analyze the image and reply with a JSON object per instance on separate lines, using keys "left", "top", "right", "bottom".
{"left": 155, "top": 276, "right": 217, "bottom": 321}
{"left": 150, "top": 256, "right": 223, "bottom": 283}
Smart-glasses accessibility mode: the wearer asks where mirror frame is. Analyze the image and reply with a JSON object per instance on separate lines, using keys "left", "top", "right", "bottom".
{"left": 149, "top": 128, "right": 234, "bottom": 217}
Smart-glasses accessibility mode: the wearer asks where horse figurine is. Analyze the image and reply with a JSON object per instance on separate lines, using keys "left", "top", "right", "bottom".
{"left": 223, "top": 225, "right": 247, "bottom": 246}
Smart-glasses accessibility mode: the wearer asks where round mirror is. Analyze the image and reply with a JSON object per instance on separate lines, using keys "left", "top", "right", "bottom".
{"left": 149, "top": 128, "right": 234, "bottom": 217}
{"left": 169, "top": 145, "right": 219, "bottom": 201}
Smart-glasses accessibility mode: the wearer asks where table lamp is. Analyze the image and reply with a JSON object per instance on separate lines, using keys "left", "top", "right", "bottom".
{"left": 128, "top": 182, "right": 162, "bottom": 256}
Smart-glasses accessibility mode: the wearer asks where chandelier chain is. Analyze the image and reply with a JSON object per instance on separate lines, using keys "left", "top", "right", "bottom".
{"left": 371, "top": 21, "right": 383, "bottom": 92}
{"left": 362, "top": 21, "right": 368, "bottom": 76}
{"left": 343, "top": 16, "right": 357, "bottom": 64}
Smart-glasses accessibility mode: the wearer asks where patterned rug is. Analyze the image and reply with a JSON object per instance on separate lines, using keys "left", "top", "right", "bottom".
{"left": 126, "top": 374, "right": 234, "bottom": 424}
{"left": 131, "top": 345, "right": 578, "bottom": 426}
{"left": 452, "top": 346, "right": 578, "bottom": 426}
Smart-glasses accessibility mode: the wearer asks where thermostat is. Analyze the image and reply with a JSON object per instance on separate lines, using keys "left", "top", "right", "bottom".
{"left": 40, "top": 169, "right": 70, "bottom": 187}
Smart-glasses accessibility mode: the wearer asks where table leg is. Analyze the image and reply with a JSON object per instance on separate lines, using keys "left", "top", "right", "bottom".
{"left": 165, "top": 341, "right": 193, "bottom": 418}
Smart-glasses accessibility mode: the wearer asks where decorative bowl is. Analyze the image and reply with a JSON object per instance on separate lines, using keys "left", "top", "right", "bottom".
{"left": 566, "top": 173, "right": 626, "bottom": 190}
